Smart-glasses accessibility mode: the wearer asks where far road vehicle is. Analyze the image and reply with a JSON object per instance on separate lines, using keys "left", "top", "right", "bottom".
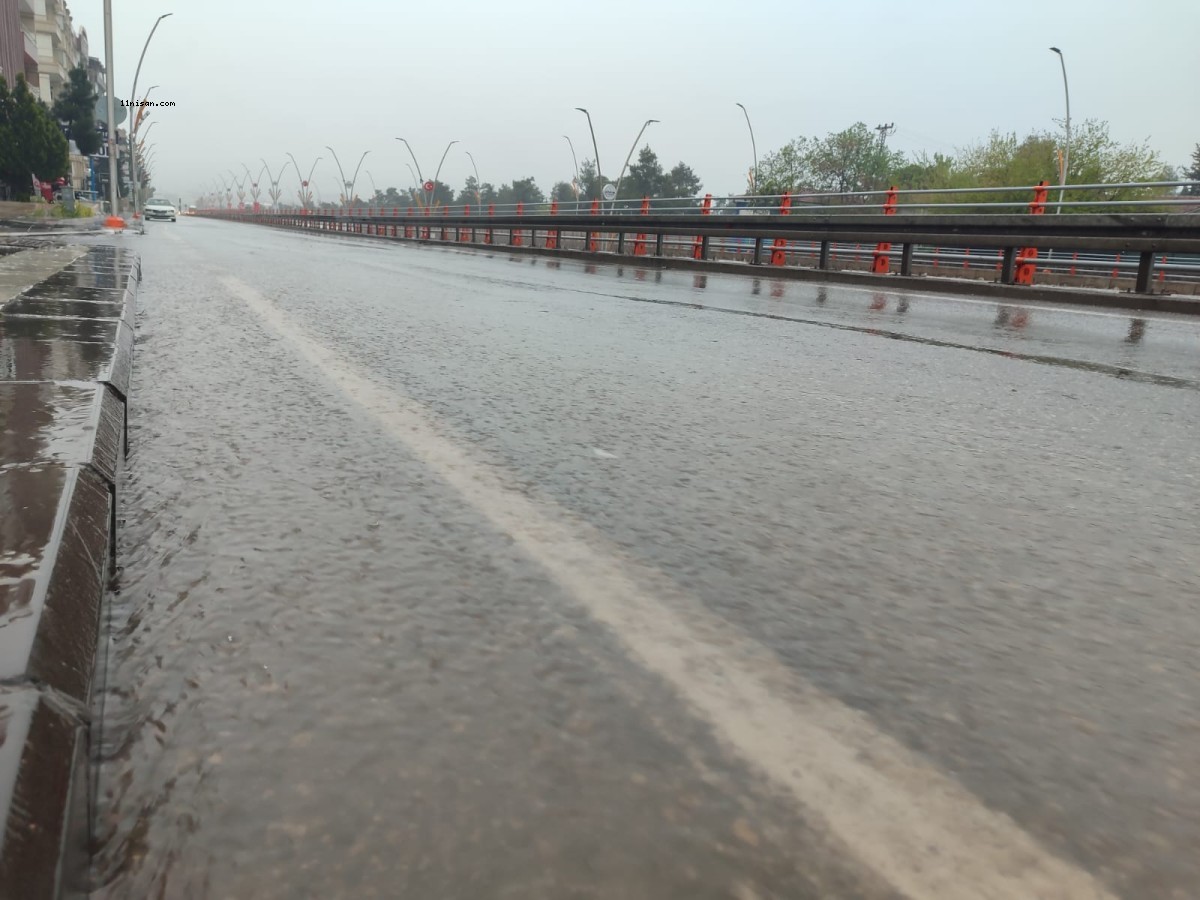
{"left": 144, "top": 198, "right": 177, "bottom": 222}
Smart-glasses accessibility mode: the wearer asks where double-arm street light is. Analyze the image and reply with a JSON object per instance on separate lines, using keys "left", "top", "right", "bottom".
{"left": 1049, "top": 47, "right": 1071, "bottom": 213}
{"left": 286, "top": 153, "right": 321, "bottom": 210}
{"left": 396, "top": 138, "right": 457, "bottom": 209}
{"left": 260, "top": 158, "right": 294, "bottom": 209}
{"left": 736, "top": 102, "right": 758, "bottom": 195}
{"left": 128, "top": 13, "right": 172, "bottom": 220}
{"left": 613, "top": 119, "right": 660, "bottom": 210}
{"left": 325, "top": 146, "right": 369, "bottom": 208}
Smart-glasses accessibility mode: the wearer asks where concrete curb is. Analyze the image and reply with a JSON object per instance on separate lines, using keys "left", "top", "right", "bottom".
{"left": 0, "top": 247, "right": 139, "bottom": 900}
{"left": 236, "top": 217, "right": 1200, "bottom": 316}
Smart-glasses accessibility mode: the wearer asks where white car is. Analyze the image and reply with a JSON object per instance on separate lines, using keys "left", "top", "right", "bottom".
{"left": 144, "top": 198, "right": 177, "bottom": 222}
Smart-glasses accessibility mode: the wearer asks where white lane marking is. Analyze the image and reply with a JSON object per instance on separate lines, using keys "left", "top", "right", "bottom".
{"left": 223, "top": 274, "right": 1118, "bottom": 900}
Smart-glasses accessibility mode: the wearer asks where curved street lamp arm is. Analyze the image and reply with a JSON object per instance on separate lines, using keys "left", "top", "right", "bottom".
{"left": 614, "top": 119, "right": 659, "bottom": 208}
{"left": 129, "top": 14, "right": 172, "bottom": 132}
{"left": 432, "top": 141, "right": 458, "bottom": 192}
{"left": 575, "top": 108, "right": 602, "bottom": 179}
{"left": 1049, "top": 46, "right": 1071, "bottom": 213}
{"left": 736, "top": 102, "right": 758, "bottom": 194}
{"left": 395, "top": 138, "right": 425, "bottom": 185}
{"left": 465, "top": 150, "right": 482, "bottom": 207}
{"left": 325, "top": 146, "right": 349, "bottom": 205}
{"left": 349, "top": 150, "right": 371, "bottom": 202}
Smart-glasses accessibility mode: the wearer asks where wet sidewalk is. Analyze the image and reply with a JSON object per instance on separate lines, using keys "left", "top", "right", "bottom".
{"left": 0, "top": 241, "right": 138, "bottom": 899}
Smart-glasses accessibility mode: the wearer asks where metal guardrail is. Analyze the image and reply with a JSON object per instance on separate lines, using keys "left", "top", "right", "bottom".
{"left": 197, "top": 181, "right": 1200, "bottom": 295}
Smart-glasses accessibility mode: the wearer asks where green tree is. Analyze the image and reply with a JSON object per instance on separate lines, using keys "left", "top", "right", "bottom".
{"left": 663, "top": 161, "right": 702, "bottom": 199}
{"left": 576, "top": 158, "right": 602, "bottom": 201}
{"left": 550, "top": 180, "right": 577, "bottom": 204}
{"left": 806, "top": 123, "right": 905, "bottom": 194}
{"left": 52, "top": 67, "right": 99, "bottom": 156}
{"left": 756, "top": 137, "right": 815, "bottom": 195}
{"left": 1182, "top": 144, "right": 1200, "bottom": 196}
{"left": 0, "top": 75, "right": 69, "bottom": 196}
{"left": 495, "top": 176, "right": 545, "bottom": 207}
{"left": 619, "top": 145, "right": 664, "bottom": 199}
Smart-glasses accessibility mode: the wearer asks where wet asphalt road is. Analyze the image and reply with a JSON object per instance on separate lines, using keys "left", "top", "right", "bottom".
{"left": 87, "top": 218, "right": 1198, "bottom": 899}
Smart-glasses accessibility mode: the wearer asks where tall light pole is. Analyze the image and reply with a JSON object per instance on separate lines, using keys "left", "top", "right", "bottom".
{"left": 325, "top": 146, "right": 369, "bottom": 208}
{"left": 575, "top": 108, "right": 602, "bottom": 185}
{"left": 102, "top": 0, "right": 120, "bottom": 220}
{"left": 562, "top": 135, "right": 581, "bottom": 209}
{"left": 430, "top": 140, "right": 458, "bottom": 208}
{"left": 1049, "top": 47, "right": 1070, "bottom": 213}
{"left": 403, "top": 163, "right": 419, "bottom": 204}
{"left": 613, "top": 119, "right": 659, "bottom": 210}
{"left": 393, "top": 139, "right": 427, "bottom": 207}
{"left": 128, "top": 13, "right": 172, "bottom": 222}
{"left": 364, "top": 170, "right": 378, "bottom": 204}
{"left": 736, "top": 102, "right": 758, "bottom": 195}
{"left": 465, "top": 150, "right": 482, "bottom": 211}
{"left": 262, "top": 158, "right": 294, "bottom": 209}
{"left": 286, "top": 153, "right": 320, "bottom": 210}
{"left": 228, "top": 169, "right": 248, "bottom": 208}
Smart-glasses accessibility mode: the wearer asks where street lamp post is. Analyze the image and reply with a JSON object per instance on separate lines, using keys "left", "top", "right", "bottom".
{"left": 325, "top": 146, "right": 369, "bottom": 208}
{"left": 102, "top": 0, "right": 119, "bottom": 220}
{"left": 228, "top": 169, "right": 248, "bottom": 208}
{"left": 736, "top": 102, "right": 758, "bottom": 195}
{"left": 562, "top": 135, "right": 581, "bottom": 210}
{"left": 128, "top": 13, "right": 172, "bottom": 222}
{"left": 396, "top": 138, "right": 426, "bottom": 203}
{"left": 575, "top": 107, "right": 603, "bottom": 186}
{"left": 465, "top": 151, "right": 482, "bottom": 212}
{"left": 431, "top": 140, "right": 458, "bottom": 208}
{"left": 364, "top": 170, "right": 378, "bottom": 205}
{"left": 261, "top": 158, "right": 294, "bottom": 209}
{"left": 613, "top": 119, "right": 659, "bottom": 211}
{"left": 1049, "top": 47, "right": 1070, "bottom": 214}
{"left": 403, "top": 163, "right": 419, "bottom": 205}
{"left": 286, "top": 153, "right": 320, "bottom": 210}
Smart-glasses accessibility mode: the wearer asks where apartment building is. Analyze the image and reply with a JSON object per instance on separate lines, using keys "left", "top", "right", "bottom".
{"left": 18, "top": 0, "right": 82, "bottom": 103}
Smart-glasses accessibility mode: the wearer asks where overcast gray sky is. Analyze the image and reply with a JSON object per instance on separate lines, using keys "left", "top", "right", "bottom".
{"left": 71, "top": 0, "right": 1199, "bottom": 203}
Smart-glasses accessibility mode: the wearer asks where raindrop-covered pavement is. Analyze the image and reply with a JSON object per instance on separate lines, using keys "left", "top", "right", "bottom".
{"left": 86, "top": 218, "right": 1199, "bottom": 899}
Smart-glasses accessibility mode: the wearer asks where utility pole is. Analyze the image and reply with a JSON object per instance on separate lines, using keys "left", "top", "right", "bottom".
{"left": 875, "top": 123, "right": 896, "bottom": 192}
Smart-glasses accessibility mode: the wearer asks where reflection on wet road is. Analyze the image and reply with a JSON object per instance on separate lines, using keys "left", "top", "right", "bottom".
{"left": 90, "top": 220, "right": 1199, "bottom": 899}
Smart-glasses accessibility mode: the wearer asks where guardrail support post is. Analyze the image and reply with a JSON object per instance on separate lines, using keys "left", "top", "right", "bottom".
{"left": 692, "top": 194, "right": 713, "bottom": 260}
{"left": 752, "top": 237, "right": 763, "bottom": 265}
{"left": 587, "top": 198, "right": 600, "bottom": 252}
{"left": 818, "top": 240, "right": 831, "bottom": 270}
{"left": 871, "top": 186, "right": 898, "bottom": 274}
{"left": 1000, "top": 246, "right": 1017, "bottom": 284}
{"left": 512, "top": 202, "right": 524, "bottom": 246}
{"left": 900, "top": 242, "right": 914, "bottom": 276}
{"left": 770, "top": 193, "right": 792, "bottom": 266}
{"left": 1135, "top": 250, "right": 1155, "bottom": 293}
{"left": 632, "top": 197, "right": 650, "bottom": 256}
{"left": 486, "top": 204, "right": 495, "bottom": 244}
{"left": 545, "top": 200, "right": 559, "bottom": 250}
{"left": 617, "top": 230, "right": 625, "bottom": 254}
{"left": 655, "top": 231, "right": 664, "bottom": 257}
{"left": 1015, "top": 181, "right": 1048, "bottom": 285}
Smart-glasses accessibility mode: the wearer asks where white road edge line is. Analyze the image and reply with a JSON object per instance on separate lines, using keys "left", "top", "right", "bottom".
{"left": 223, "top": 274, "right": 1118, "bottom": 900}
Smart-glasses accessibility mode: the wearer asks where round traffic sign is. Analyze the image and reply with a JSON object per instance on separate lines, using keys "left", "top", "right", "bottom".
{"left": 601, "top": 183, "right": 617, "bottom": 201}
{"left": 423, "top": 180, "right": 435, "bottom": 192}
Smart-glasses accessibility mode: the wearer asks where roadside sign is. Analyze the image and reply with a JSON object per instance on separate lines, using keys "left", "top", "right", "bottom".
{"left": 423, "top": 180, "right": 435, "bottom": 192}
{"left": 601, "top": 183, "right": 617, "bottom": 201}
